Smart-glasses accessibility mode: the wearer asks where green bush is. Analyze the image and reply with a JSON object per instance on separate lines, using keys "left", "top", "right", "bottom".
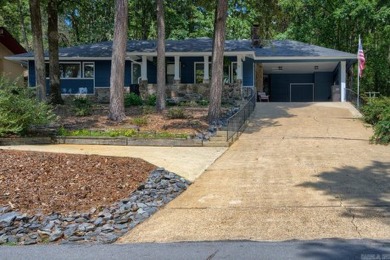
{"left": 362, "top": 97, "right": 390, "bottom": 145}
{"left": 72, "top": 95, "right": 92, "bottom": 116}
{"left": 124, "top": 92, "right": 143, "bottom": 107}
{"left": 132, "top": 116, "right": 148, "bottom": 126}
{"left": 167, "top": 107, "right": 187, "bottom": 119}
{"left": 0, "top": 78, "right": 56, "bottom": 137}
{"left": 144, "top": 94, "right": 157, "bottom": 106}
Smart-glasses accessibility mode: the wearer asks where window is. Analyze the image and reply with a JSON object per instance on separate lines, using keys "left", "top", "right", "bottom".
{"left": 83, "top": 62, "right": 94, "bottom": 78}
{"left": 60, "top": 63, "right": 80, "bottom": 78}
{"left": 194, "top": 62, "right": 212, "bottom": 83}
{"left": 231, "top": 62, "right": 237, "bottom": 83}
{"left": 131, "top": 63, "right": 141, "bottom": 84}
{"left": 166, "top": 63, "right": 175, "bottom": 84}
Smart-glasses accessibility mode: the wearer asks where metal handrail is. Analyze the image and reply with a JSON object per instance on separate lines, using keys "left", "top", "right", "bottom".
{"left": 226, "top": 88, "right": 256, "bottom": 142}
{"left": 346, "top": 88, "right": 366, "bottom": 110}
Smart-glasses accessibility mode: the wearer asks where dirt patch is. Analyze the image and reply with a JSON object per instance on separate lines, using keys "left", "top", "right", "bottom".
{"left": 0, "top": 150, "right": 156, "bottom": 215}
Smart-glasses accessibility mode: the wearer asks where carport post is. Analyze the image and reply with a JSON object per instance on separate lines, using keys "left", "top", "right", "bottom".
{"left": 340, "top": 61, "right": 346, "bottom": 102}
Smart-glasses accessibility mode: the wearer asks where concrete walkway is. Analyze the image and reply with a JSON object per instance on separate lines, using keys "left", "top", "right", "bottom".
{"left": 0, "top": 145, "right": 227, "bottom": 182}
{"left": 118, "top": 102, "right": 390, "bottom": 243}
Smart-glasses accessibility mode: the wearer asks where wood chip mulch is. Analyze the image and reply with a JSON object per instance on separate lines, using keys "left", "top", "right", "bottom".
{"left": 0, "top": 150, "right": 156, "bottom": 215}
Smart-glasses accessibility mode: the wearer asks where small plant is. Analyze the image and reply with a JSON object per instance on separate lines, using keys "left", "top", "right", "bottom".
{"left": 167, "top": 107, "right": 187, "bottom": 119}
{"left": 124, "top": 93, "right": 143, "bottom": 107}
{"left": 197, "top": 99, "right": 209, "bottom": 106}
{"left": 72, "top": 95, "right": 92, "bottom": 116}
{"left": 142, "top": 105, "right": 156, "bottom": 115}
{"left": 144, "top": 94, "right": 157, "bottom": 106}
{"left": 132, "top": 116, "right": 148, "bottom": 126}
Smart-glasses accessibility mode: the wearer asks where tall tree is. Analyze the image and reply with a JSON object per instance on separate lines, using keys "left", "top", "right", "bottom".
{"left": 47, "top": 0, "right": 64, "bottom": 104}
{"left": 207, "top": 0, "right": 228, "bottom": 123}
{"left": 156, "top": 0, "right": 166, "bottom": 112}
{"left": 108, "top": 0, "right": 128, "bottom": 121}
{"left": 29, "top": 0, "right": 46, "bottom": 101}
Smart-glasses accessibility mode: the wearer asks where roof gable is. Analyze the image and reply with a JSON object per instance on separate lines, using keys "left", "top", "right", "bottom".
{"left": 0, "top": 27, "right": 27, "bottom": 54}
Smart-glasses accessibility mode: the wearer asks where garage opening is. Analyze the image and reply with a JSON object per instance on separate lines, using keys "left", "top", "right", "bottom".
{"left": 290, "top": 83, "right": 314, "bottom": 102}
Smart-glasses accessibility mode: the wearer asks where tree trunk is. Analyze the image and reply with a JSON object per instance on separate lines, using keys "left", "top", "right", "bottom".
{"left": 108, "top": 0, "right": 128, "bottom": 122}
{"left": 207, "top": 0, "right": 228, "bottom": 123}
{"left": 47, "top": 0, "right": 64, "bottom": 105}
{"left": 29, "top": 0, "right": 46, "bottom": 101}
{"left": 156, "top": 0, "right": 166, "bottom": 112}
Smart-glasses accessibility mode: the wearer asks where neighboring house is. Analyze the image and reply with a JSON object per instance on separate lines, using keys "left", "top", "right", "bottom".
{"left": 7, "top": 36, "right": 356, "bottom": 103}
{"left": 0, "top": 27, "right": 27, "bottom": 83}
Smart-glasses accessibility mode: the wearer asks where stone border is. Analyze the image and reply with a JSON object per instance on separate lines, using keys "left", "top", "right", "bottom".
{"left": 56, "top": 136, "right": 203, "bottom": 147}
{"left": 0, "top": 168, "right": 191, "bottom": 245}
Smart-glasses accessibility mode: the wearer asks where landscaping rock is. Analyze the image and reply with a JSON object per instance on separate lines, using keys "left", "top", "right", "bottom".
{"left": 0, "top": 168, "right": 191, "bottom": 245}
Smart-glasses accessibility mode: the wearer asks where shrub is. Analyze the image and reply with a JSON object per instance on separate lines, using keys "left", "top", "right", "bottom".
{"left": 167, "top": 107, "right": 187, "bottom": 119}
{"left": 144, "top": 94, "right": 157, "bottom": 106}
{"left": 0, "top": 78, "right": 56, "bottom": 137}
{"left": 124, "top": 93, "right": 143, "bottom": 107}
{"left": 132, "top": 116, "right": 148, "bottom": 126}
{"left": 197, "top": 99, "right": 209, "bottom": 106}
{"left": 362, "top": 97, "right": 390, "bottom": 145}
{"left": 72, "top": 95, "right": 92, "bottom": 116}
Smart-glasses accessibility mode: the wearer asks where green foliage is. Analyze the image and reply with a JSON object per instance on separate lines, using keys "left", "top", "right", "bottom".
{"left": 197, "top": 99, "right": 209, "bottom": 106}
{"left": 72, "top": 95, "right": 92, "bottom": 116}
{"left": 142, "top": 105, "right": 156, "bottom": 115}
{"left": 132, "top": 116, "right": 148, "bottom": 126}
{"left": 362, "top": 97, "right": 390, "bottom": 145}
{"left": 0, "top": 78, "right": 56, "bottom": 137}
{"left": 167, "top": 107, "right": 187, "bottom": 119}
{"left": 57, "top": 128, "right": 188, "bottom": 139}
{"left": 144, "top": 94, "right": 157, "bottom": 106}
{"left": 124, "top": 93, "right": 143, "bottom": 107}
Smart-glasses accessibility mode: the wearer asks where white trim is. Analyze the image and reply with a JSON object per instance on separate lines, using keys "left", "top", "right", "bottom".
{"left": 289, "top": 83, "right": 314, "bottom": 102}
{"left": 82, "top": 62, "right": 95, "bottom": 79}
{"left": 340, "top": 61, "right": 346, "bottom": 102}
{"left": 255, "top": 56, "right": 356, "bottom": 61}
{"left": 141, "top": 56, "right": 147, "bottom": 80}
{"left": 174, "top": 56, "right": 180, "bottom": 81}
{"left": 194, "top": 61, "right": 211, "bottom": 84}
{"left": 131, "top": 62, "right": 142, "bottom": 84}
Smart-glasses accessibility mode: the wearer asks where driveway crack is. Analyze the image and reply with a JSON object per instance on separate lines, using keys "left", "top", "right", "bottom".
{"left": 348, "top": 208, "right": 362, "bottom": 238}
{"left": 206, "top": 249, "right": 219, "bottom": 260}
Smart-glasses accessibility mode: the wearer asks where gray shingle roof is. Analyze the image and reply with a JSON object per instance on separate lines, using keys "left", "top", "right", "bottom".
{"left": 8, "top": 39, "right": 355, "bottom": 60}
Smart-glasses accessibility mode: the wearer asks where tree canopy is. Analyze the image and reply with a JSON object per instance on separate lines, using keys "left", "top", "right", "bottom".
{"left": 1, "top": 0, "right": 389, "bottom": 95}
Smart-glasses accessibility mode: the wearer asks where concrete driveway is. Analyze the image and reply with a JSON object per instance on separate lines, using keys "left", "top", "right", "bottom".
{"left": 119, "top": 102, "right": 390, "bottom": 243}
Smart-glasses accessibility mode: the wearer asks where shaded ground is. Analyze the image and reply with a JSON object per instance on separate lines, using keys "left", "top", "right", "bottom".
{"left": 55, "top": 105, "right": 210, "bottom": 136}
{"left": 0, "top": 150, "right": 156, "bottom": 215}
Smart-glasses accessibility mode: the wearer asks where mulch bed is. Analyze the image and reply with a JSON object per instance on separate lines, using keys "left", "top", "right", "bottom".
{"left": 0, "top": 150, "right": 156, "bottom": 215}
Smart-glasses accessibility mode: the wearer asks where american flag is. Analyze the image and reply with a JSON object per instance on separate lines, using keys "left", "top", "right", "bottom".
{"left": 358, "top": 36, "right": 365, "bottom": 77}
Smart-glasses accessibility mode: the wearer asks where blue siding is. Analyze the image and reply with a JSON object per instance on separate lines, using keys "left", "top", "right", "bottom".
{"left": 270, "top": 74, "right": 314, "bottom": 102}
{"left": 314, "top": 72, "right": 333, "bottom": 101}
{"left": 147, "top": 60, "right": 157, "bottom": 84}
{"left": 243, "top": 58, "right": 254, "bottom": 86}
{"left": 28, "top": 61, "right": 35, "bottom": 86}
{"left": 56, "top": 79, "right": 94, "bottom": 94}
{"left": 181, "top": 57, "right": 203, "bottom": 83}
{"left": 95, "top": 60, "right": 111, "bottom": 87}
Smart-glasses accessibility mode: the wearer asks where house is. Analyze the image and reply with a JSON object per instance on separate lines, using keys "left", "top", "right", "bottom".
{"left": 0, "top": 27, "right": 27, "bottom": 83}
{"left": 7, "top": 37, "right": 356, "bottom": 103}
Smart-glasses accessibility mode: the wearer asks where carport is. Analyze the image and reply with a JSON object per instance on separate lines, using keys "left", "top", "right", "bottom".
{"left": 253, "top": 41, "right": 356, "bottom": 102}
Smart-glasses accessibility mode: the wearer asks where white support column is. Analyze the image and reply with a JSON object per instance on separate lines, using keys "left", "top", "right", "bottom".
{"left": 174, "top": 56, "right": 180, "bottom": 81}
{"left": 340, "top": 61, "right": 346, "bottom": 102}
{"left": 237, "top": 55, "right": 243, "bottom": 81}
{"left": 141, "top": 56, "right": 148, "bottom": 81}
{"left": 203, "top": 55, "right": 209, "bottom": 83}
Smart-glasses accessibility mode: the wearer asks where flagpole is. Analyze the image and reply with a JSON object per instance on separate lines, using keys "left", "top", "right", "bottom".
{"left": 357, "top": 35, "right": 360, "bottom": 108}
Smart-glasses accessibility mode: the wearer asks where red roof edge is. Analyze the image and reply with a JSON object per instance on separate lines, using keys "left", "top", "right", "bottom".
{"left": 0, "top": 27, "right": 27, "bottom": 54}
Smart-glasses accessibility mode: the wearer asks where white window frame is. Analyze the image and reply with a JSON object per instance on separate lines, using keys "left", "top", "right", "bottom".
{"left": 194, "top": 62, "right": 212, "bottom": 84}
{"left": 231, "top": 62, "right": 238, "bottom": 83}
{"left": 59, "top": 62, "right": 81, "bottom": 79}
{"left": 83, "top": 62, "right": 95, "bottom": 79}
{"left": 166, "top": 62, "right": 180, "bottom": 84}
{"left": 131, "top": 62, "right": 142, "bottom": 84}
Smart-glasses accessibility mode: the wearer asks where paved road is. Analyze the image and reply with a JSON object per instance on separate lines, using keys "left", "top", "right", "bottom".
{"left": 2, "top": 239, "right": 390, "bottom": 260}
{"left": 119, "top": 102, "right": 390, "bottom": 242}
